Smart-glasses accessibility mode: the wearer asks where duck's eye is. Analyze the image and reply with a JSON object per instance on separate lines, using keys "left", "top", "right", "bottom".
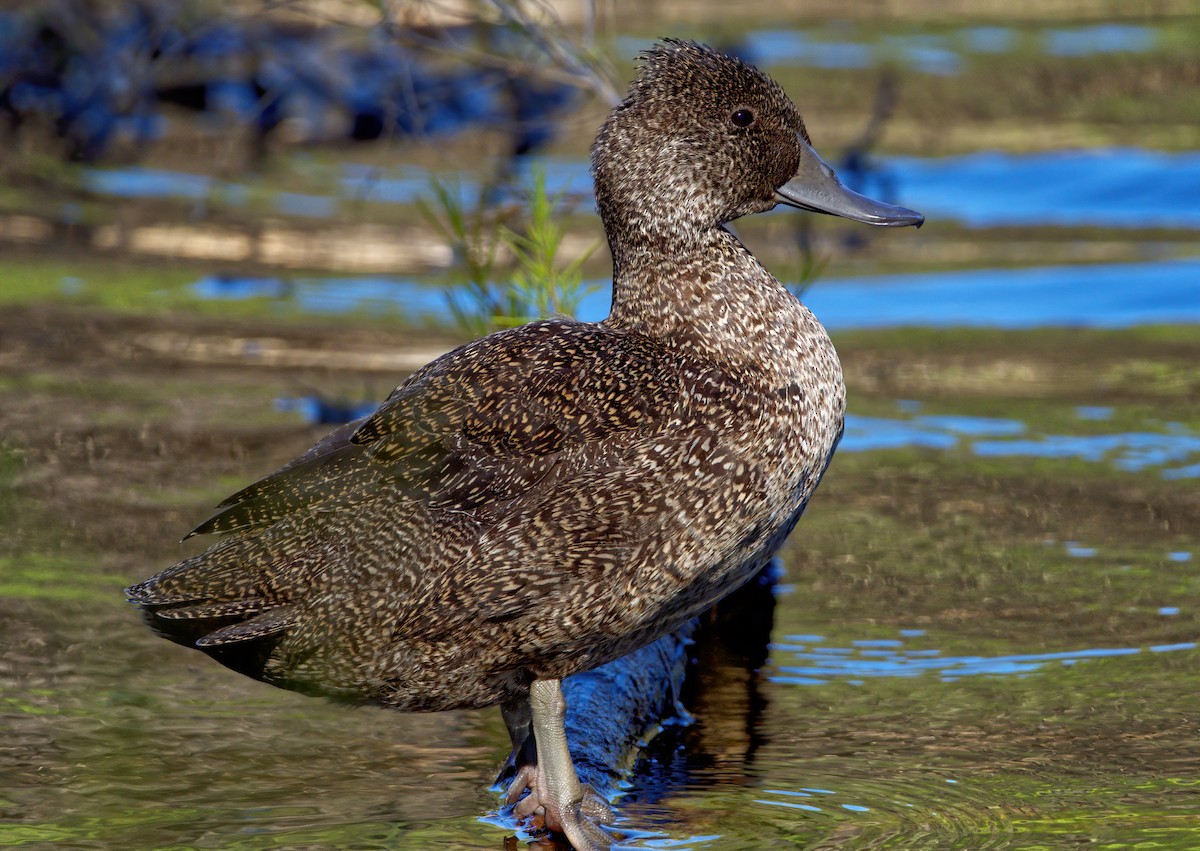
{"left": 730, "top": 108, "right": 756, "bottom": 128}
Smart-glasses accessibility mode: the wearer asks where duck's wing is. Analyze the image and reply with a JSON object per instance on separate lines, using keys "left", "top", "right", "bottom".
{"left": 125, "top": 319, "right": 685, "bottom": 693}
{"left": 184, "top": 416, "right": 370, "bottom": 539}
{"left": 185, "top": 319, "right": 678, "bottom": 539}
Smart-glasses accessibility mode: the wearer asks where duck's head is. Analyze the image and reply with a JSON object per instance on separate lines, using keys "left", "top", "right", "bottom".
{"left": 592, "top": 39, "right": 923, "bottom": 239}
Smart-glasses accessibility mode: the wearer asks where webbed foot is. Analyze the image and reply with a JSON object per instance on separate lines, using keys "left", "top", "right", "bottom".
{"left": 501, "top": 679, "right": 615, "bottom": 851}
{"left": 504, "top": 763, "right": 614, "bottom": 831}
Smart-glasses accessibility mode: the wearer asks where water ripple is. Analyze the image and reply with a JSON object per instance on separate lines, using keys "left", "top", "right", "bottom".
{"left": 770, "top": 631, "right": 1196, "bottom": 687}
{"left": 840, "top": 410, "right": 1200, "bottom": 480}
{"left": 749, "top": 773, "right": 1018, "bottom": 849}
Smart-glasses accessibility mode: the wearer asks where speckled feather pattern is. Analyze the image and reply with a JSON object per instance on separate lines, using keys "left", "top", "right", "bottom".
{"left": 127, "top": 40, "right": 846, "bottom": 714}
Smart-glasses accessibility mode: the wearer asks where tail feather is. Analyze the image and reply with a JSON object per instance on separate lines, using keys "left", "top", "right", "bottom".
{"left": 151, "top": 600, "right": 265, "bottom": 621}
{"left": 195, "top": 606, "right": 297, "bottom": 647}
{"left": 128, "top": 534, "right": 280, "bottom": 609}
{"left": 126, "top": 520, "right": 307, "bottom": 664}
{"left": 134, "top": 599, "right": 284, "bottom": 683}
{"left": 127, "top": 473, "right": 437, "bottom": 702}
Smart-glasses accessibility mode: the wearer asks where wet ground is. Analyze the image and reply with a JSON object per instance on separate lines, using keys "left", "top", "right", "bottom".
{"left": 3, "top": 6, "right": 1200, "bottom": 850}
{"left": 1, "top": 303, "right": 1197, "bottom": 849}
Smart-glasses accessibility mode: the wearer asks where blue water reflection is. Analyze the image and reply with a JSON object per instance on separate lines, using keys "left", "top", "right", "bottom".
{"left": 1043, "top": 24, "right": 1156, "bottom": 56}
{"left": 82, "top": 164, "right": 437, "bottom": 208}
{"left": 192, "top": 275, "right": 290, "bottom": 299}
{"left": 538, "top": 148, "right": 1200, "bottom": 230}
{"left": 972, "top": 431, "right": 1200, "bottom": 472}
{"left": 963, "top": 26, "right": 1016, "bottom": 54}
{"left": 1075, "top": 406, "right": 1114, "bottom": 421}
{"left": 339, "top": 166, "right": 434, "bottom": 205}
{"left": 738, "top": 31, "right": 880, "bottom": 71}
{"left": 292, "top": 276, "right": 446, "bottom": 316}
{"left": 838, "top": 416, "right": 957, "bottom": 452}
{"left": 806, "top": 258, "right": 1200, "bottom": 330}
{"left": 81, "top": 143, "right": 1200, "bottom": 232}
{"left": 82, "top": 167, "right": 217, "bottom": 199}
{"left": 736, "top": 22, "right": 1157, "bottom": 73}
{"left": 191, "top": 274, "right": 447, "bottom": 316}
{"left": 188, "top": 255, "right": 1200, "bottom": 334}
{"left": 878, "top": 35, "right": 962, "bottom": 75}
{"left": 274, "top": 192, "right": 338, "bottom": 218}
{"left": 889, "top": 149, "right": 1200, "bottom": 228}
{"left": 770, "top": 631, "right": 1196, "bottom": 686}
{"left": 839, "top": 410, "right": 1200, "bottom": 480}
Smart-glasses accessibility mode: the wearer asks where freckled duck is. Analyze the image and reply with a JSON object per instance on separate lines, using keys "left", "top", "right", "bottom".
{"left": 127, "top": 39, "right": 922, "bottom": 850}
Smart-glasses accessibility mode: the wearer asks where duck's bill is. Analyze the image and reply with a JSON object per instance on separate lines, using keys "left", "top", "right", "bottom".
{"left": 775, "top": 137, "right": 924, "bottom": 228}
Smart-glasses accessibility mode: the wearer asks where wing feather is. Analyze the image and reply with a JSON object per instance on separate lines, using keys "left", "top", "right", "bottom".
{"left": 130, "top": 319, "right": 685, "bottom": 689}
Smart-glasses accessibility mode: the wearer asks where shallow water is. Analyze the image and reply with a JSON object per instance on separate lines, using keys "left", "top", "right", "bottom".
{"left": 887, "top": 149, "right": 1200, "bottom": 229}
{"left": 640, "top": 22, "right": 1162, "bottom": 76}
{"left": 81, "top": 145, "right": 1200, "bottom": 230}
{"left": 189, "top": 255, "right": 1200, "bottom": 331}
{"left": 840, "top": 405, "right": 1200, "bottom": 480}
{"left": 4, "top": 329, "right": 1198, "bottom": 848}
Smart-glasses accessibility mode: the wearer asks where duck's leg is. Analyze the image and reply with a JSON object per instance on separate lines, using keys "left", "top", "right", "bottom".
{"left": 498, "top": 696, "right": 535, "bottom": 787}
{"left": 502, "top": 678, "right": 614, "bottom": 851}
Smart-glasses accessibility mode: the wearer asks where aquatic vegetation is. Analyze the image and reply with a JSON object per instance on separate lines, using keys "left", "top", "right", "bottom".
{"left": 418, "top": 170, "right": 598, "bottom": 335}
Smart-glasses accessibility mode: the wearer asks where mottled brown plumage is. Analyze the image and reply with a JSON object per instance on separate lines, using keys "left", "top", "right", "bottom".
{"left": 127, "top": 39, "right": 921, "bottom": 849}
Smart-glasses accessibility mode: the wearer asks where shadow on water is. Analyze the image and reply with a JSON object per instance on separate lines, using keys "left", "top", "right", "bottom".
{"left": 599, "top": 528, "right": 1200, "bottom": 848}
{"left": 575, "top": 563, "right": 780, "bottom": 848}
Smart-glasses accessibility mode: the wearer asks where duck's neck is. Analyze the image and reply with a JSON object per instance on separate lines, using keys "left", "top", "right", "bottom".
{"left": 603, "top": 225, "right": 834, "bottom": 383}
